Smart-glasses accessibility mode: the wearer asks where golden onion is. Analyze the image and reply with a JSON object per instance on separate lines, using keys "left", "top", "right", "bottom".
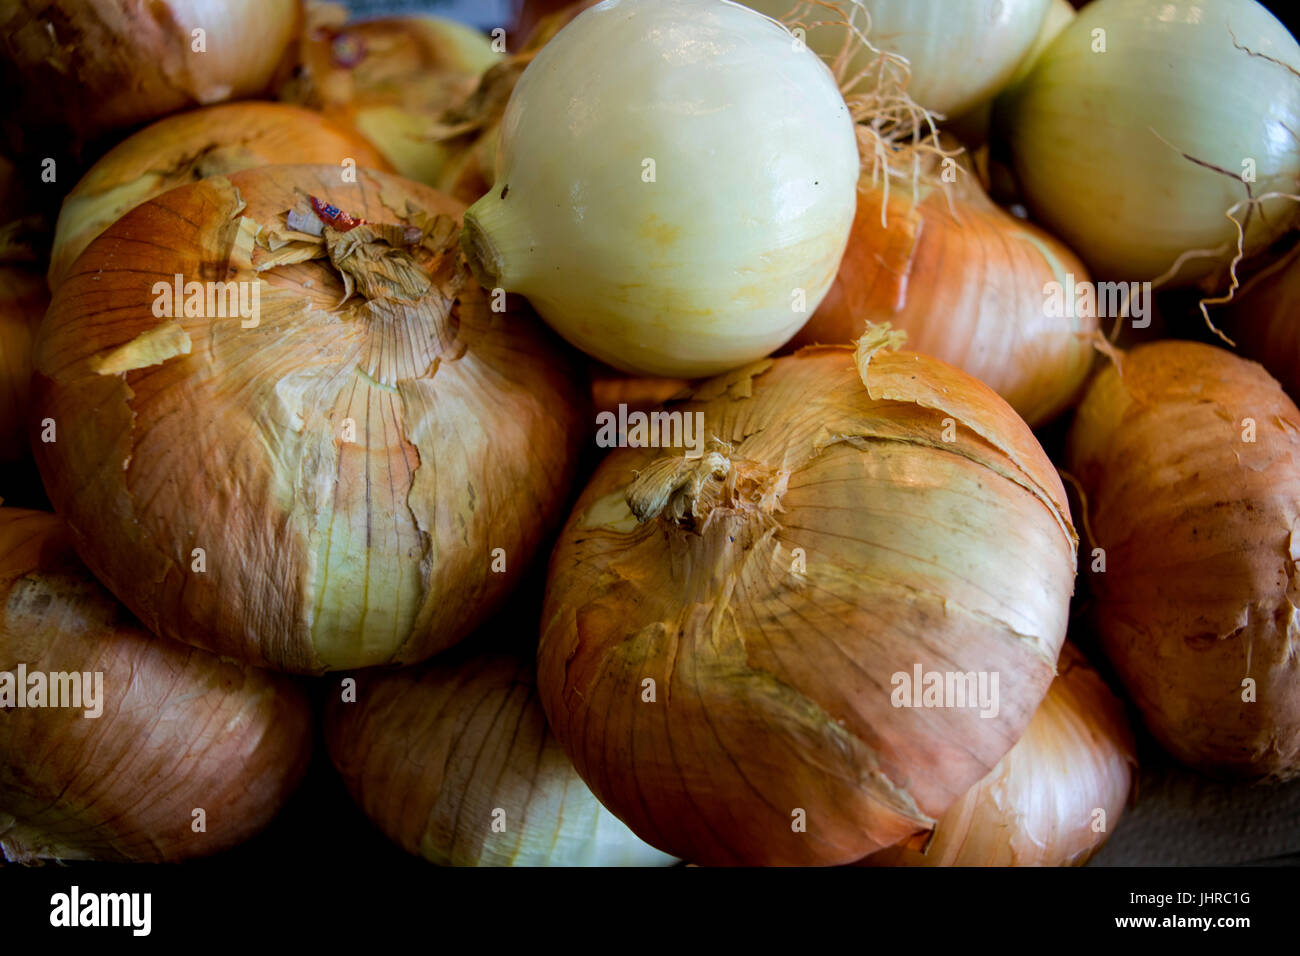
{"left": 1068, "top": 341, "right": 1300, "bottom": 780}
{"left": 538, "top": 329, "right": 1077, "bottom": 865}
{"left": 32, "top": 164, "right": 587, "bottom": 673}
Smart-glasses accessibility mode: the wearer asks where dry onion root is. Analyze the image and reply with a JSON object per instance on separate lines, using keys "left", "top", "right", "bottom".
{"left": 538, "top": 329, "right": 1077, "bottom": 866}
{"left": 0, "top": 508, "right": 311, "bottom": 863}
{"left": 790, "top": 150, "right": 1098, "bottom": 427}
{"left": 864, "top": 643, "right": 1136, "bottom": 867}
{"left": 1068, "top": 341, "right": 1300, "bottom": 781}
{"left": 325, "top": 643, "right": 678, "bottom": 867}
{"left": 0, "top": 267, "right": 46, "bottom": 463}
{"left": 48, "top": 101, "right": 392, "bottom": 290}
{"left": 0, "top": 0, "right": 302, "bottom": 147}
{"left": 33, "top": 164, "right": 587, "bottom": 673}
{"left": 279, "top": 5, "right": 497, "bottom": 190}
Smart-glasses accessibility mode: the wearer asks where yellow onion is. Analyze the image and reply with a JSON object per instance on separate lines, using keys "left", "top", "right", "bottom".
{"left": 48, "top": 101, "right": 391, "bottom": 291}
{"left": 590, "top": 364, "right": 690, "bottom": 420}
{"left": 0, "top": 0, "right": 302, "bottom": 146}
{"left": 788, "top": 152, "right": 1097, "bottom": 427}
{"left": 538, "top": 329, "right": 1078, "bottom": 865}
{"left": 462, "top": 0, "right": 860, "bottom": 378}
{"left": 0, "top": 268, "right": 46, "bottom": 463}
{"left": 0, "top": 508, "right": 311, "bottom": 862}
{"left": 1068, "top": 341, "right": 1300, "bottom": 780}
{"left": 1000, "top": 0, "right": 1300, "bottom": 285}
{"left": 743, "top": 0, "right": 1052, "bottom": 118}
{"left": 865, "top": 643, "right": 1136, "bottom": 867}
{"left": 1222, "top": 251, "right": 1300, "bottom": 398}
{"left": 32, "top": 164, "right": 587, "bottom": 673}
{"left": 280, "top": 5, "right": 497, "bottom": 189}
{"left": 325, "top": 640, "right": 678, "bottom": 867}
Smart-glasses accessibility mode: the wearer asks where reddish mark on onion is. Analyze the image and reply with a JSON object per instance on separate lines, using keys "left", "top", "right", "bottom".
{"left": 310, "top": 196, "right": 365, "bottom": 232}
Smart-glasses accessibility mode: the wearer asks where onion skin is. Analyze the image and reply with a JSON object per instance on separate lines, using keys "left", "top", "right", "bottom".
{"left": 325, "top": 646, "right": 678, "bottom": 867}
{"left": 865, "top": 643, "right": 1136, "bottom": 867}
{"left": 1000, "top": 0, "right": 1300, "bottom": 284}
{"left": 788, "top": 168, "right": 1098, "bottom": 427}
{"left": 48, "top": 101, "right": 391, "bottom": 290}
{"left": 590, "top": 365, "right": 690, "bottom": 419}
{"left": 1067, "top": 341, "right": 1300, "bottom": 781}
{"left": 0, "top": 508, "right": 311, "bottom": 863}
{"left": 32, "top": 164, "right": 587, "bottom": 673}
{"left": 0, "top": 0, "right": 302, "bottom": 146}
{"left": 1223, "top": 256, "right": 1300, "bottom": 400}
{"left": 0, "top": 268, "right": 46, "bottom": 463}
{"left": 538, "top": 335, "right": 1077, "bottom": 865}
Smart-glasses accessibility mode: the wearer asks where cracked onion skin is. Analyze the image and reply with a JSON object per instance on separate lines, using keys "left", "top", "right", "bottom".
{"left": 538, "top": 334, "right": 1077, "bottom": 866}
{"left": 1068, "top": 341, "right": 1300, "bottom": 781}
{"left": 49, "top": 101, "right": 391, "bottom": 290}
{"left": 32, "top": 164, "right": 587, "bottom": 673}
{"left": 0, "top": 0, "right": 302, "bottom": 148}
{"left": 0, "top": 508, "right": 311, "bottom": 863}
{"left": 865, "top": 643, "right": 1136, "bottom": 867}
{"left": 325, "top": 644, "right": 678, "bottom": 867}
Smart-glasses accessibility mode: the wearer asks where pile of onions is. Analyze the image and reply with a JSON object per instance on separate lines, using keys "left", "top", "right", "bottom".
{"left": 0, "top": 0, "right": 301, "bottom": 146}
{"left": 1068, "top": 341, "right": 1300, "bottom": 781}
{"left": 32, "top": 164, "right": 587, "bottom": 673}
{"left": 48, "top": 101, "right": 390, "bottom": 290}
{"left": 325, "top": 641, "right": 677, "bottom": 867}
{"left": 538, "top": 329, "right": 1078, "bottom": 865}
{"left": 865, "top": 643, "right": 1136, "bottom": 867}
{"left": 1223, "top": 251, "right": 1300, "bottom": 397}
{"left": 788, "top": 150, "right": 1097, "bottom": 427}
{"left": 743, "top": 0, "right": 1052, "bottom": 118}
{"left": 0, "top": 268, "right": 46, "bottom": 463}
{"left": 461, "top": 0, "right": 860, "bottom": 378}
{"left": 1000, "top": 0, "right": 1300, "bottom": 285}
{"left": 279, "top": 6, "right": 496, "bottom": 189}
{"left": 0, "top": 509, "right": 311, "bottom": 862}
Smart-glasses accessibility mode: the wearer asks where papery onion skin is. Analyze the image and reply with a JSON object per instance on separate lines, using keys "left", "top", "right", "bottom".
{"left": 865, "top": 643, "right": 1136, "bottom": 867}
{"left": 462, "top": 0, "right": 860, "bottom": 379}
{"left": 788, "top": 161, "right": 1097, "bottom": 427}
{"left": 538, "top": 335, "right": 1077, "bottom": 865}
{"left": 32, "top": 164, "right": 587, "bottom": 673}
{"left": 1223, "top": 256, "right": 1300, "bottom": 399}
{"left": 279, "top": 9, "right": 497, "bottom": 189}
{"left": 0, "top": 508, "right": 311, "bottom": 863}
{"left": 48, "top": 101, "right": 391, "bottom": 290}
{"left": 0, "top": 0, "right": 302, "bottom": 146}
{"left": 325, "top": 645, "right": 678, "bottom": 867}
{"left": 1068, "top": 341, "right": 1300, "bottom": 781}
{"left": 1000, "top": 0, "right": 1300, "bottom": 284}
{"left": 0, "top": 268, "right": 46, "bottom": 463}
{"left": 743, "top": 0, "right": 1051, "bottom": 118}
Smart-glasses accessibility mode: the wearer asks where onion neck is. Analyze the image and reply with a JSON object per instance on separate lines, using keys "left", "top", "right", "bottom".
{"left": 461, "top": 193, "right": 525, "bottom": 292}
{"left": 626, "top": 440, "right": 733, "bottom": 531}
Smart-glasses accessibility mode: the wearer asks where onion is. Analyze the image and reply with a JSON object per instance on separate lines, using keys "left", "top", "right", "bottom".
{"left": 1067, "top": 341, "right": 1300, "bottom": 781}
{"left": 32, "top": 164, "right": 587, "bottom": 673}
{"left": 1222, "top": 251, "right": 1300, "bottom": 398}
{"left": 0, "top": 0, "right": 302, "bottom": 146}
{"left": 325, "top": 641, "right": 678, "bottom": 867}
{"left": 48, "top": 101, "right": 390, "bottom": 291}
{"left": 1000, "top": 0, "right": 1300, "bottom": 285}
{"left": 0, "top": 268, "right": 46, "bottom": 463}
{"left": 279, "top": 6, "right": 497, "bottom": 189}
{"left": 461, "top": 0, "right": 860, "bottom": 379}
{"left": 1003, "top": 0, "right": 1076, "bottom": 91}
{"left": 788, "top": 151, "right": 1097, "bottom": 427}
{"left": 865, "top": 643, "right": 1136, "bottom": 867}
{"left": 743, "top": 0, "right": 1052, "bottom": 118}
{"left": 0, "top": 508, "right": 311, "bottom": 862}
{"left": 591, "top": 364, "right": 690, "bottom": 420}
{"left": 538, "top": 329, "right": 1078, "bottom": 865}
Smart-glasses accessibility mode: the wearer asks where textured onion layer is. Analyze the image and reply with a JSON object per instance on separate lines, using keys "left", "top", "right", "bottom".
{"left": 538, "top": 334, "right": 1078, "bottom": 865}
{"left": 33, "top": 164, "right": 587, "bottom": 673}
{"left": 0, "top": 509, "right": 311, "bottom": 863}
{"left": 1068, "top": 341, "right": 1300, "bottom": 780}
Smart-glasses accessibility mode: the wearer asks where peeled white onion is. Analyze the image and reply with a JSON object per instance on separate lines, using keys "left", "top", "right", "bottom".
{"left": 461, "top": 0, "right": 860, "bottom": 378}
{"left": 1001, "top": 0, "right": 1300, "bottom": 284}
